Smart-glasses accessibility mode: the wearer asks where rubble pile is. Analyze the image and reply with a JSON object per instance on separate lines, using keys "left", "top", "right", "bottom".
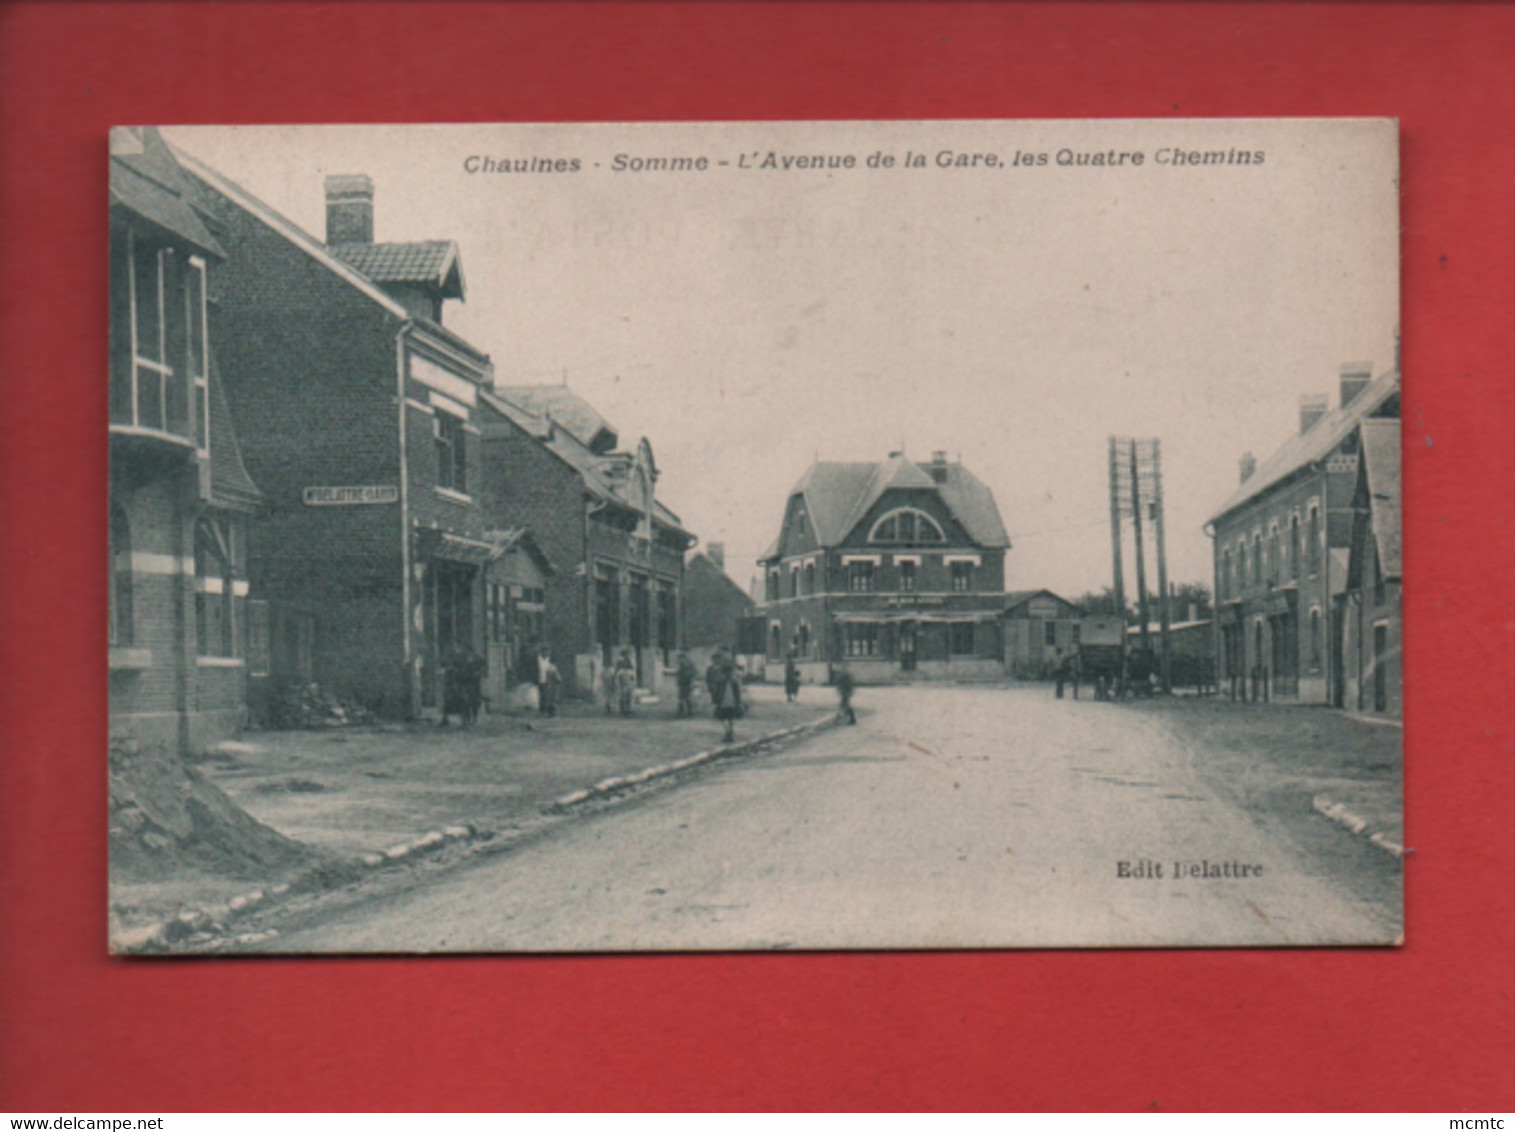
{"left": 108, "top": 733, "right": 319, "bottom": 882}
{"left": 275, "top": 682, "right": 377, "bottom": 729}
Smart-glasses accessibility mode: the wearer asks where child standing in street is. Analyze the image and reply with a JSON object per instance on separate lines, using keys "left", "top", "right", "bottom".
{"left": 835, "top": 663, "right": 857, "bottom": 725}
{"left": 707, "top": 648, "right": 743, "bottom": 743}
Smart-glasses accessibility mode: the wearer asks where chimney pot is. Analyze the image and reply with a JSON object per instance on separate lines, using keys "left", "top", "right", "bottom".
{"left": 1299, "top": 394, "right": 1329, "bottom": 435}
{"left": 325, "top": 174, "right": 374, "bottom": 245}
{"left": 929, "top": 451, "right": 949, "bottom": 483}
{"left": 1339, "top": 362, "right": 1373, "bottom": 409}
{"left": 1239, "top": 451, "right": 1257, "bottom": 483}
{"left": 706, "top": 542, "right": 725, "bottom": 571}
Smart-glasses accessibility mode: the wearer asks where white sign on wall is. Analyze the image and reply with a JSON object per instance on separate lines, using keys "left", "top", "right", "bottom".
{"left": 303, "top": 485, "right": 399, "bottom": 506}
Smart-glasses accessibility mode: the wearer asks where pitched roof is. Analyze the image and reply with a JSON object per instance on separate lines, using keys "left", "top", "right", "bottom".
{"left": 687, "top": 552, "right": 753, "bottom": 605}
{"left": 206, "top": 350, "right": 262, "bottom": 510}
{"left": 1359, "top": 418, "right": 1401, "bottom": 579}
{"left": 330, "top": 240, "right": 465, "bottom": 300}
{"left": 110, "top": 127, "right": 225, "bottom": 258}
{"left": 1208, "top": 368, "right": 1400, "bottom": 525}
{"left": 483, "top": 527, "right": 556, "bottom": 575}
{"left": 1003, "top": 589, "right": 1078, "bottom": 615}
{"left": 779, "top": 456, "right": 1011, "bottom": 552}
{"left": 495, "top": 385, "right": 618, "bottom": 453}
{"left": 480, "top": 388, "right": 691, "bottom": 540}
{"left": 171, "top": 142, "right": 412, "bottom": 321}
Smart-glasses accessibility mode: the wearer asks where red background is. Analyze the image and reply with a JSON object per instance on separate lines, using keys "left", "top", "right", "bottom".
{"left": 2, "top": 2, "right": 1511, "bottom": 1112}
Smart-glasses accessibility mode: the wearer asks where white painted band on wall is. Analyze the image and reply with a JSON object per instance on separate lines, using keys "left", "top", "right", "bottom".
{"left": 840, "top": 555, "right": 881, "bottom": 565}
{"left": 411, "top": 355, "right": 478, "bottom": 406}
{"left": 404, "top": 397, "right": 436, "bottom": 416}
{"left": 130, "top": 552, "right": 194, "bottom": 575}
{"left": 943, "top": 554, "right": 982, "bottom": 566}
{"left": 429, "top": 390, "right": 469, "bottom": 419}
{"left": 892, "top": 554, "right": 922, "bottom": 565}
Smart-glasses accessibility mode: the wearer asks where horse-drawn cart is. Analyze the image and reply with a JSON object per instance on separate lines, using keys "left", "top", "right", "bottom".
{"left": 1077, "top": 615, "right": 1127, "bottom": 701}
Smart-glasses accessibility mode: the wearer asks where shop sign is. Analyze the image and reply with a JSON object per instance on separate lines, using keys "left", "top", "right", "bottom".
{"left": 303, "top": 485, "right": 399, "bottom": 506}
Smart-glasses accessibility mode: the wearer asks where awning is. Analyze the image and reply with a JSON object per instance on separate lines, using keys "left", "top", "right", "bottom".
{"left": 833, "top": 611, "right": 1001, "bottom": 625}
{"left": 416, "top": 529, "right": 495, "bottom": 566}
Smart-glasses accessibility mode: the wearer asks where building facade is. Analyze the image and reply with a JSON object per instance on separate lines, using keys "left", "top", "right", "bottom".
{"left": 1003, "top": 589, "right": 1082, "bottom": 679}
{"left": 1341, "top": 419, "right": 1402, "bottom": 716}
{"left": 175, "top": 153, "right": 504, "bottom": 720}
{"left": 109, "top": 127, "right": 264, "bottom": 752}
{"left": 476, "top": 386, "right": 694, "bottom": 701}
{"left": 683, "top": 543, "right": 757, "bottom": 670}
{"left": 1208, "top": 362, "right": 1400, "bottom": 706}
{"left": 758, "top": 453, "right": 1010, "bottom": 684}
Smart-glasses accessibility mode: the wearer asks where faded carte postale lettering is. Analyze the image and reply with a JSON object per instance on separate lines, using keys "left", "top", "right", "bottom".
{"left": 108, "top": 119, "right": 1402, "bottom": 954}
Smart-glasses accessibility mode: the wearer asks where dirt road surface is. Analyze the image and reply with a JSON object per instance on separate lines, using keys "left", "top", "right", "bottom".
{"left": 255, "top": 684, "right": 1402, "bottom": 952}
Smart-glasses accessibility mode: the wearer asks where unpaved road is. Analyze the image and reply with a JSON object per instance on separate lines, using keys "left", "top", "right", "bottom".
{"left": 257, "top": 685, "right": 1402, "bottom": 952}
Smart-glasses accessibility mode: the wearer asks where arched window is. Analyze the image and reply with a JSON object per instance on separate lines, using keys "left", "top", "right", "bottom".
{"left": 804, "top": 562, "right": 816, "bottom": 595}
{"left": 110, "top": 504, "right": 133, "bottom": 646}
{"left": 1290, "top": 514, "right": 1301, "bottom": 581}
{"left": 1309, "top": 608, "right": 1322, "bottom": 672}
{"left": 869, "top": 508, "right": 945, "bottom": 545}
{"left": 1307, "top": 506, "right": 1321, "bottom": 575}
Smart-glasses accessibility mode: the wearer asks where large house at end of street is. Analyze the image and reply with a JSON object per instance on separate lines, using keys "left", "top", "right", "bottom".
{"left": 1206, "top": 358, "right": 1400, "bottom": 708}
{"left": 109, "top": 127, "right": 264, "bottom": 753}
{"left": 757, "top": 452, "right": 1010, "bottom": 684}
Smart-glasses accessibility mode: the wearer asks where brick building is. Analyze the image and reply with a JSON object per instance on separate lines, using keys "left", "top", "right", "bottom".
{"left": 757, "top": 452, "right": 1010, "bottom": 684}
{"left": 174, "top": 150, "right": 504, "bottom": 720}
{"left": 1341, "top": 419, "right": 1402, "bottom": 716}
{"left": 1003, "top": 589, "right": 1082, "bottom": 678}
{"left": 476, "top": 386, "right": 694, "bottom": 701}
{"left": 109, "top": 127, "right": 264, "bottom": 751}
{"left": 683, "top": 543, "right": 756, "bottom": 664}
{"left": 1207, "top": 361, "right": 1400, "bottom": 705}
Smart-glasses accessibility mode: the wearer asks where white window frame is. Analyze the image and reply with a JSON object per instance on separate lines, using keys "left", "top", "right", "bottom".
{"left": 187, "top": 255, "right": 210, "bottom": 457}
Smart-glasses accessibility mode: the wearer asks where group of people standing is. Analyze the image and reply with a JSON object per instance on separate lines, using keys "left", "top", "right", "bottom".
{"left": 442, "top": 643, "right": 856, "bottom": 738}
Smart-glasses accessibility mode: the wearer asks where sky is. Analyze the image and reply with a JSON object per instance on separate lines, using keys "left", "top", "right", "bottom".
{"left": 165, "top": 120, "right": 1399, "bottom": 600}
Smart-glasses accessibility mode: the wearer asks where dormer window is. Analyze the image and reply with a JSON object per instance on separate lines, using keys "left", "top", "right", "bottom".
{"left": 869, "top": 508, "right": 944, "bottom": 545}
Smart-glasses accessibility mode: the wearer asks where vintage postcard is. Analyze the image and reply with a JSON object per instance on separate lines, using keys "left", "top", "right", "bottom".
{"left": 107, "top": 119, "right": 1402, "bottom": 953}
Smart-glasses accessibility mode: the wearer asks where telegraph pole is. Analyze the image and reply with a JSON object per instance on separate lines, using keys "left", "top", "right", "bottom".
{"left": 1152, "top": 439, "right": 1172, "bottom": 693}
{"left": 1107, "top": 437, "right": 1126, "bottom": 617}
{"left": 1130, "top": 441, "right": 1150, "bottom": 655}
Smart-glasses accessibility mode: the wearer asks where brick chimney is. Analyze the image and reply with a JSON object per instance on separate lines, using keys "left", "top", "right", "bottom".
{"left": 1299, "top": 394, "right": 1328, "bottom": 434}
{"left": 325, "top": 174, "right": 374, "bottom": 245}
{"left": 929, "top": 450, "right": 949, "bottom": 484}
{"left": 706, "top": 541, "right": 725, "bottom": 572}
{"left": 1239, "top": 451, "right": 1257, "bottom": 483}
{"left": 1339, "top": 362, "right": 1373, "bottom": 409}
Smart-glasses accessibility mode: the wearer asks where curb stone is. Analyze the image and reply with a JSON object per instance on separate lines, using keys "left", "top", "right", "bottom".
{"left": 116, "top": 717, "right": 832, "bottom": 955}
{"left": 1313, "top": 793, "right": 1405, "bottom": 859}
{"left": 545, "top": 714, "right": 839, "bottom": 813}
{"left": 115, "top": 822, "right": 485, "bottom": 955}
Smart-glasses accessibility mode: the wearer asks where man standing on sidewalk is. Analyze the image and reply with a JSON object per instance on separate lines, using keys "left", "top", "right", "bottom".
{"left": 535, "top": 646, "right": 560, "bottom": 718}
{"left": 675, "top": 651, "right": 697, "bottom": 718}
